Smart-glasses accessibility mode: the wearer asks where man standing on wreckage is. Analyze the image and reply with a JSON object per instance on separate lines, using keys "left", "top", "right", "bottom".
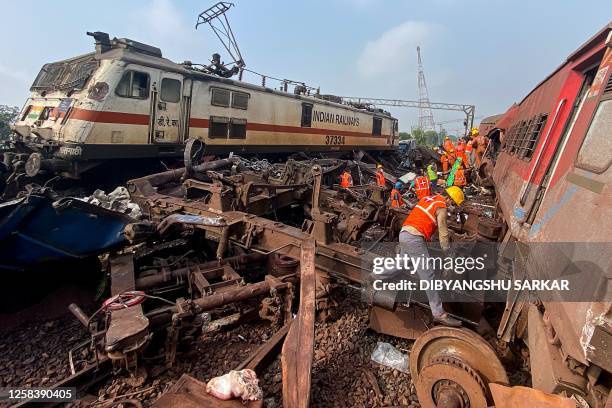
{"left": 385, "top": 184, "right": 466, "bottom": 327}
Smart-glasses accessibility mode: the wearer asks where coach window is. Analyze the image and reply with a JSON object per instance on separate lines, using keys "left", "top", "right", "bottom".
{"left": 209, "top": 116, "right": 229, "bottom": 139}
{"left": 301, "top": 103, "right": 313, "bottom": 127}
{"left": 229, "top": 118, "right": 247, "bottom": 139}
{"left": 576, "top": 98, "right": 612, "bottom": 173}
{"left": 372, "top": 117, "right": 382, "bottom": 135}
{"left": 521, "top": 114, "right": 547, "bottom": 159}
{"left": 160, "top": 78, "right": 181, "bottom": 103}
{"left": 232, "top": 92, "right": 249, "bottom": 110}
{"left": 116, "top": 71, "right": 150, "bottom": 99}
{"left": 211, "top": 88, "right": 230, "bottom": 107}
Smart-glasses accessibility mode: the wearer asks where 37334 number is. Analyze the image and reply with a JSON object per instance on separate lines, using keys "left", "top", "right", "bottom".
{"left": 325, "top": 135, "right": 345, "bottom": 145}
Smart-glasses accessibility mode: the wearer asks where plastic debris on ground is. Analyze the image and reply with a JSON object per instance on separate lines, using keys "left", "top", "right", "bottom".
{"left": 370, "top": 341, "right": 409, "bottom": 373}
{"left": 78, "top": 186, "right": 142, "bottom": 219}
{"left": 206, "top": 369, "right": 263, "bottom": 401}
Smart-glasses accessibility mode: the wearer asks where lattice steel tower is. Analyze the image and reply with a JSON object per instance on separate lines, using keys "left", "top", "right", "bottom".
{"left": 416, "top": 46, "right": 435, "bottom": 131}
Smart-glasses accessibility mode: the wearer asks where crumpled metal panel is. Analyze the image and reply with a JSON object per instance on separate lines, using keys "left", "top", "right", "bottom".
{"left": 0, "top": 194, "right": 133, "bottom": 270}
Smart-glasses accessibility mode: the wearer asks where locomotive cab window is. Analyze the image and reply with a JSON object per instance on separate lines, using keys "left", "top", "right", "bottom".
{"left": 160, "top": 78, "right": 181, "bottom": 103}
{"left": 211, "top": 88, "right": 230, "bottom": 107}
{"left": 232, "top": 92, "right": 249, "bottom": 110}
{"left": 116, "top": 71, "right": 149, "bottom": 99}
{"left": 229, "top": 118, "right": 247, "bottom": 139}
{"left": 301, "top": 103, "right": 313, "bottom": 127}
{"left": 209, "top": 116, "right": 229, "bottom": 139}
{"left": 372, "top": 117, "right": 382, "bottom": 135}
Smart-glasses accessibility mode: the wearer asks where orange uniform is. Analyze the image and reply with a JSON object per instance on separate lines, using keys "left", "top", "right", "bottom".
{"left": 375, "top": 170, "right": 386, "bottom": 187}
{"left": 465, "top": 140, "right": 473, "bottom": 153}
{"left": 402, "top": 195, "right": 447, "bottom": 241}
{"left": 440, "top": 153, "right": 450, "bottom": 173}
{"left": 389, "top": 188, "right": 405, "bottom": 208}
{"left": 340, "top": 171, "right": 353, "bottom": 188}
{"left": 443, "top": 138, "right": 456, "bottom": 153}
{"left": 454, "top": 167, "right": 467, "bottom": 186}
{"left": 456, "top": 149, "right": 468, "bottom": 168}
{"left": 413, "top": 175, "right": 431, "bottom": 200}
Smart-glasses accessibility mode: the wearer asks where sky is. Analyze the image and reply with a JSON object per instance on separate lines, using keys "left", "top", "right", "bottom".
{"left": 0, "top": 0, "right": 610, "bottom": 133}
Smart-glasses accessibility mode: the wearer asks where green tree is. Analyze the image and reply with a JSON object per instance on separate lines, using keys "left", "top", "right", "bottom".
{"left": 411, "top": 128, "right": 442, "bottom": 147}
{"left": 0, "top": 105, "right": 20, "bottom": 140}
{"left": 399, "top": 131, "right": 411, "bottom": 140}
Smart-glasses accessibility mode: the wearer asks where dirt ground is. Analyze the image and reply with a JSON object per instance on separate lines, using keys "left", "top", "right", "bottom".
{"left": 0, "top": 289, "right": 530, "bottom": 407}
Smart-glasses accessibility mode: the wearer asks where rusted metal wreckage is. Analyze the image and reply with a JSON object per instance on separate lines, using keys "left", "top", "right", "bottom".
{"left": 11, "top": 148, "right": 511, "bottom": 408}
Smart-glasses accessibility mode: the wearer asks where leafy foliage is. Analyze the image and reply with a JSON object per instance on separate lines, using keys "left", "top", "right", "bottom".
{"left": 0, "top": 105, "right": 20, "bottom": 140}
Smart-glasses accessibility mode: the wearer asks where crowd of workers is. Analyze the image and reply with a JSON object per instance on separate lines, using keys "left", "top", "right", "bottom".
{"left": 338, "top": 127, "right": 488, "bottom": 327}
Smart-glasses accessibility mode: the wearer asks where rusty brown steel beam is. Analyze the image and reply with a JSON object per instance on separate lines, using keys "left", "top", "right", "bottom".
{"left": 126, "top": 158, "right": 238, "bottom": 196}
{"left": 128, "top": 192, "right": 371, "bottom": 285}
{"left": 282, "top": 239, "right": 316, "bottom": 408}
{"left": 135, "top": 253, "right": 267, "bottom": 290}
{"left": 186, "top": 276, "right": 290, "bottom": 311}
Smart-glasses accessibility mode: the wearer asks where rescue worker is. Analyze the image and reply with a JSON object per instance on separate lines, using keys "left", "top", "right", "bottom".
{"left": 465, "top": 137, "right": 475, "bottom": 167}
{"left": 413, "top": 173, "right": 432, "bottom": 200}
{"left": 339, "top": 170, "right": 353, "bottom": 188}
{"left": 471, "top": 128, "right": 488, "bottom": 166}
{"left": 443, "top": 136, "right": 455, "bottom": 154}
{"left": 389, "top": 182, "right": 405, "bottom": 208}
{"left": 440, "top": 151, "right": 450, "bottom": 173}
{"left": 375, "top": 164, "right": 386, "bottom": 187}
{"left": 399, "top": 186, "right": 465, "bottom": 327}
{"left": 456, "top": 139, "right": 468, "bottom": 169}
{"left": 453, "top": 165, "right": 467, "bottom": 187}
{"left": 427, "top": 162, "right": 438, "bottom": 185}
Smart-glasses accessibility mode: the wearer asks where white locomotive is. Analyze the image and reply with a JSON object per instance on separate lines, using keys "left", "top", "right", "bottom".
{"left": 4, "top": 32, "right": 398, "bottom": 181}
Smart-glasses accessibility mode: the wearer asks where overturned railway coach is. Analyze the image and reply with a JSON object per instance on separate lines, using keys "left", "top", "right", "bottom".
{"left": 4, "top": 32, "right": 398, "bottom": 180}
{"left": 486, "top": 24, "right": 612, "bottom": 405}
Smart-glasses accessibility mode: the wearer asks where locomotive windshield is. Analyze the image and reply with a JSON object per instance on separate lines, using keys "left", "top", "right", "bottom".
{"left": 30, "top": 54, "right": 98, "bottom": 93}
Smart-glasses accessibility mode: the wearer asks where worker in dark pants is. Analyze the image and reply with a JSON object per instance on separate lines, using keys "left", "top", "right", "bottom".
{"left": 399, "top": 186, "right": 465, "bottom": 327}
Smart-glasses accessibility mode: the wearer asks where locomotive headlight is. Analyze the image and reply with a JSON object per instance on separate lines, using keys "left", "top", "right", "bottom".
{"left": 88, "top": 81, "right": 109, "bottom": 101}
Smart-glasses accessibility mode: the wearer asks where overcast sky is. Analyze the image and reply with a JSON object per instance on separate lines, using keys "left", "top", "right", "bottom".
{"left": 0, "top": 0, "right": 609, "bottom": 133}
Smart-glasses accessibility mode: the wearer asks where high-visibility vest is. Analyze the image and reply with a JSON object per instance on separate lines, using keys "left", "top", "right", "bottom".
{"left": 414, "top": 176, "right": 431, "bottom": 200}
{"left": 376, "top": 170, "right": 386, "bottom": 187}
{"left": 340, "top": 172, "right": 352, "bottom": 188}
{"left": 454, "top": 168, "right": 466, "bottom": 186}
{"left": 465, "top": 140, "right": 473, "bottom": 152}
{"left": 390, "top": 188, "right": 404, "bottom": 208}
{"left": 427, "top": 165, "right": 437, "bottom": 181}
{"left": 402, "top": 195, "right": 446, "bottom": 241}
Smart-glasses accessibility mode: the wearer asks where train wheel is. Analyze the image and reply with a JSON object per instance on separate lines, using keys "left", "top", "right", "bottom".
{"left": 410, "top": 327, "right": 508, "bottom": 407}
{"left": 416, "top": 356, "right": 487, "bottom": 408}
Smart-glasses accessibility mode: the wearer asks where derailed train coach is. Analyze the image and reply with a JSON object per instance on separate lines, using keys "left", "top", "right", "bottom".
{"left": 484, "top": 24, "right": 612, "bottom": 406}
{"left": 3, "top": 32, "right": 398, "bottom": 181}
